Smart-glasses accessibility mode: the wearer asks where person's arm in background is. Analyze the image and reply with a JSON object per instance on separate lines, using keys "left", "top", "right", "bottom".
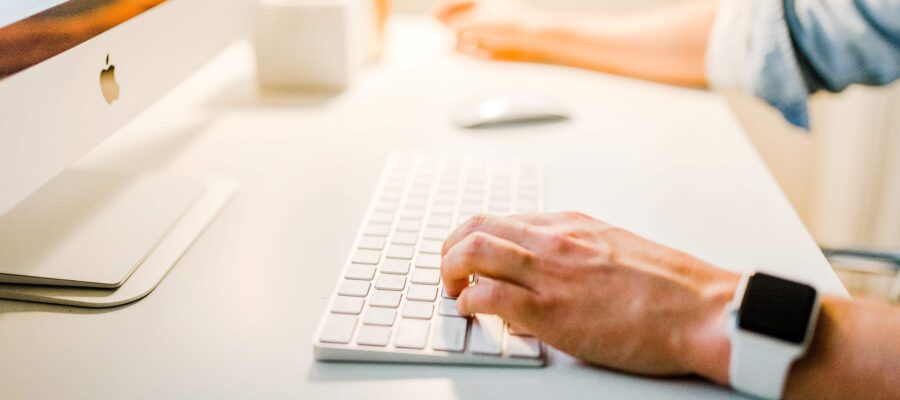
{"left": 439, "top": 212, "right": 900, "bottom": 399}
{"left": 436, "top": 0, "right": 900, "bottom": 128}
{"left": 709, "top": 0, "right": 900, "bottom": 128}
{"left": 435, "top": 0, "right": 718, "bottom": 86}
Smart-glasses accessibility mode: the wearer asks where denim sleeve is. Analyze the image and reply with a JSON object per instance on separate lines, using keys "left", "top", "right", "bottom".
{"left": 706, "top": 0, "right": 900, "bottom": 129}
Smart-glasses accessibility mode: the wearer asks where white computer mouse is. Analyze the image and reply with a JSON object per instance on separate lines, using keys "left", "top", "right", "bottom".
{"left": 451, "top": 94, "right": 571, "bottom": 129}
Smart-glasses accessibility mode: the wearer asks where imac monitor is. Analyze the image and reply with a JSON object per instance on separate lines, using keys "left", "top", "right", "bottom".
{"left": 0, "top": 0, "right": 251, "bottom": 217}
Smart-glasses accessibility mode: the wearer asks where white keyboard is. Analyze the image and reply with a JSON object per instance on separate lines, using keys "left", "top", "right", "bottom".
{"left": 313, "top": 153, "right": 546, "bottom": 367}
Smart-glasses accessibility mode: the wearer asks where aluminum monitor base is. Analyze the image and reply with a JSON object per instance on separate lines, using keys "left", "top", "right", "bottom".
{"left": 0, "top": 174, "right": 236, "bottom": 307}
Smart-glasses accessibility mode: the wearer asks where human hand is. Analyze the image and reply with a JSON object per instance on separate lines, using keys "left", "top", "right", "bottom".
{"left": 433, "top": 0, "right": 553, "bottom": 62}
{"left": 440, "top": 212, "right": 739, "bottom": 382}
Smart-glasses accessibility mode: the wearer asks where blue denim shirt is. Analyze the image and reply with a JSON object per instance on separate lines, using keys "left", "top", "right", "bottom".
{"left": 706, "top": 0, "right": 900, "bottom": 129}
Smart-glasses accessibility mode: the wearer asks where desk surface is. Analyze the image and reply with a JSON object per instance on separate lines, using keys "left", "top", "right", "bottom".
{"left": 0, "top": 18, "right": 845, "bottom": 399}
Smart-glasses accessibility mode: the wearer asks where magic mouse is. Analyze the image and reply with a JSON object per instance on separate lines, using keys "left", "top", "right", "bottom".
{"left": 451, "top": 94, "right": 571, "bottom": 129}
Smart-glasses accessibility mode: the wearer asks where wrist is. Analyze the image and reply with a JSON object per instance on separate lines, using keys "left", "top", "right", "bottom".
{"left": 682, "top": 272, "right": 740, "bottom": 386}
{"left": 527, "top": 13, "right": 640, "bottom": 74}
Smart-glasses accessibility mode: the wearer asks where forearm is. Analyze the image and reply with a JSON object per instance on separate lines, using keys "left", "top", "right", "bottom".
{"left": 689, "top": 294, "right": 900, "bottom": 399}
{"left": 784, "top": 297, "right": 900, "bottom": 399}
{"left": 531, "top": 0, "right": 719, "bottom": 86}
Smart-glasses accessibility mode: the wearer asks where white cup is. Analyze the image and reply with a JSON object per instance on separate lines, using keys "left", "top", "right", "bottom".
{"left": 254, "top": 0, "right": 368, "bottom": 89}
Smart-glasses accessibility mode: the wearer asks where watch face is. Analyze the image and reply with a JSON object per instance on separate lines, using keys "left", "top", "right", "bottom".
{"left": 738, "top": 273, "right": 817, "bottom": 344}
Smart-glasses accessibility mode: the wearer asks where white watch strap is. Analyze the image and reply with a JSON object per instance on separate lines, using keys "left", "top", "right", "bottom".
{"left": 730, "top": 333, "right": 795, "bottom": 399}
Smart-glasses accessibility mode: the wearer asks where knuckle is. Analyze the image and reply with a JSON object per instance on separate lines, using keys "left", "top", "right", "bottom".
{"left": 464, "top": 214, "right": 488, "bottom": 232}
{"left": 547, "top": 231, "right": 572, "bottom": 251}
{"left": 595, "top": 241, "right": 616, "bottom": 264}
{"left": 517, "top": 248, "right": 536, "bottom": 267}
{"left": 519, "top": 221, "right": 535, "bottom": 239}
{"left": 457, "top": 232, "right": 491, "bottom": 265}
{"left": 463, "top": 231, "right": 490, "bottom": 253}
{"left": 595, "top": 225, "right": 626, "bottom": 242}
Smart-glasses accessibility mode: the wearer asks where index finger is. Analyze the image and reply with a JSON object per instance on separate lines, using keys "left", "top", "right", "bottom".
{"left": 442, "top": 214, "right": 537, "bottom": 256}
{"left": 440, "top": 231, "right": 537, "bottom": 296}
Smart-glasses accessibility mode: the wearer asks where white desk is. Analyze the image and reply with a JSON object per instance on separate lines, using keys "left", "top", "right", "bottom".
{"left": 0, "top": 18, "right": 846, "bottom": 399}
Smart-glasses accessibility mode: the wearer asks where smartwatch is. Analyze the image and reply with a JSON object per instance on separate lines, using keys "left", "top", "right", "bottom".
{"left": 726, "top": 272, "right": 821, "bottom": 399}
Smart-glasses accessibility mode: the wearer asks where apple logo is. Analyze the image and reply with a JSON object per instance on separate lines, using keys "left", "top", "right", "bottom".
{"left": 99, "top": 54, "right": 119, "bottom": 104}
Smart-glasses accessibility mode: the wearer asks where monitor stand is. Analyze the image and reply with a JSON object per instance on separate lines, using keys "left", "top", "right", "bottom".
{"left": 0, "top": 169, "right": 237, "bottom": 307}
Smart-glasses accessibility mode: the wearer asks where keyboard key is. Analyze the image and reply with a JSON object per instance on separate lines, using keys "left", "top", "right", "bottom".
{"left": 331, "top": 296, "right": 364, "bottom": 315}
{"left": 338, "top": 280, "right": 370, "bottom": 297}
{"left": 436, "top": 187, "right": 456, "bottom": 196}
{"left": 400, "top": 209, "right": 425, "bottom": 219}
{"left": 364, "top": 307, "right": 397, "bottom": 326}
{"left": 394, "top": 319, "right": 431, "bottom": 349}
{"left": 517, "top": 192, "right": 538, "bottom": 202}
{"left": 411, "top": 268, "right": 441, "bottom": 285}
{"left": 396, "top": 220, "right": 421, "bottom": 232}
{"left": 375, "top": 274, "right": 406, "bottom": 291}
{"left": 370, "top": 212, "right": 394, "bottom": 224}
{"left": 358, "top": 236, "right": 386, "bottom": 250}
{"left": 319, "top": 314, "right": 358, "bottom": 344}
{"left": 516, "top": 204, "right": 539, "bottom": 213}
{"left": 364, "top": 223, "right": 391, "bottom": 237}
{"left": 488, "top": 208, "right": 510, "bottom": 216}
{"left": 430, "top": 204, "right": 454, "bottom": 215}
{"left": 345, "top": 264, "right": 376, "bottom": 280}
{"left": 489, "top": 196, "right": 510, "bottom": 204}
{"left": 433, "top": 195, "right": 455, "bottom": 206}
{"left": 462, "top": 194, "right": 482, "bottom": 204}
{"left": 402, "top": 301, "right": 434, "bottom": 319}
{"left": 507, "top": 335, "right": 541, "bottom": 358}
{"left": 470, "top": 314, "right": 504, "bottom": 355}
{"left": 369, "top": 290, "right": 401, "bottom": 308}
{"left": 423, "top": 228, "right": 449, "bottom": 240}
{"left": 391, "top": 232, "right": 418, "bottom": 245}
{"left": 351, "top": 250, "right": 381, "bottom": 265}
{"left": 427, "top": 216, "right": 452, "bottom": 228}
{"left": 460, "top": 204, "right": 482, "bottom": 214}
{"left": 375, "top": 200, "right": 399, "bottom": 212}
{"left": 381, "top": 192, "right": 403, "bottom": 203}
{"left": 415, "top": 254, "right": 441, "bottom": 269}
{"left": 432, "top": 316, "right": 468, "bottom": 352}
{"left": 491, "top": 191, "right": 511, "bottom": 200}
{"left": 419, "top": 240, "right": 443, "bottom": 254}
{"left": 408, "top": 188, "right": 430, "bottom": 199}
{"left": 438, "top": 298, "right": 463, "bottom": 316}
{"left": 356, "top": 325, "right": 392, "bottom": 347}
{"left": 463, "top": 184, "right": 484, "bottom": 194}
{"left": 407, "top": 284, "right": 438, "bottom": 301}
{"left": 380, "top": 259, "right": 410, "bottom": 275}
{"left": 508, "top": 324, "right": 533, "bottom": 337}
{"left": 404, "top": 198, "right": 427, "bottom": 209}
{"left": 386, "top": 173, "right": 406, "bottom": 183}
{"left": 386, "top": 245, "right": 415, "bottom": 260}
{"left": 384, "top": 184, "right": 404, "bottom": 195}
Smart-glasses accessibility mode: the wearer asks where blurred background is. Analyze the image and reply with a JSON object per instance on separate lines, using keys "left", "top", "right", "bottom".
{"left": 391, "top": 0, "right": 900, "bottom": 300}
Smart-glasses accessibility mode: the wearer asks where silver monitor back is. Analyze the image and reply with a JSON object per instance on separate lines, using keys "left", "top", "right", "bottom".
{"left": 0, "top": 0, "right": 251, "bottom": 216}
